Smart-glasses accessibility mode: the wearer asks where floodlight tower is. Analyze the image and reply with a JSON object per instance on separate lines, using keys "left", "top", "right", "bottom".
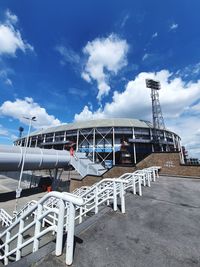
{"left": 145, "top": 79, "right": 165, "bottom": 146}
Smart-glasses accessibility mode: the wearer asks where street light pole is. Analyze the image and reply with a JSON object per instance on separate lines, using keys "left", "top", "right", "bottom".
{"left": 14, "top": 116, "right": 36, "bottom": 214}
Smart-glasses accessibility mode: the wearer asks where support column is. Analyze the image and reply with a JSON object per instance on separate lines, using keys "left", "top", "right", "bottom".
{"left": 172, "top": 134, "right": 176, "bottom": 150}
{"left": 35, "top": 136, "right": 38, "bottom": 147}
{"left": 177, "top": 138, "right": 184, "bottom": 164}
{"left": 29, "top": 137, "right": 32, "bottom": 147}
{"left": 133, "top": 143, "right": 136, "bottom": 164}
{"left": 93, "top": 128, "right": 95, "bottom": 163}
{"left": 53, "top": 132, "right": 55, "bottom": 143}
{"left": 112, "top": 127, "right": 115, "bottom": 166}
{"left": 76, "top": 129, "right": 79, "bottom": 152}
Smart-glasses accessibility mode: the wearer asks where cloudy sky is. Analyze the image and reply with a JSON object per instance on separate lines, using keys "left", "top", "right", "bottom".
{"left": 0, "top": 0, "right": 200, "bottom": 158}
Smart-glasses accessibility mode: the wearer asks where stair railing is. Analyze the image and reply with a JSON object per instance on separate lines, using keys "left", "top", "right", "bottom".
{"left": 0, "top": 209, "right": 12, "bottom": 227}
{"left": 0, "top": 200, "right": 37, "bottom": 228}
{"left": 0, "top": 166, "right": 160, "bottom": 266}
{"left": 75, "top": 178, "right": 128, "bottom": 224}
{"left": 0, "top": 191, "right": 83, "bottom": 266}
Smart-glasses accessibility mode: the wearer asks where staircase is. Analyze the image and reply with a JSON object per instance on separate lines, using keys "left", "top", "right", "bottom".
{"left": 0, "top": 166, "right": 160, "bottom": 266}
{"left": 70, "top": 152, "right": 107, "bottom": 177}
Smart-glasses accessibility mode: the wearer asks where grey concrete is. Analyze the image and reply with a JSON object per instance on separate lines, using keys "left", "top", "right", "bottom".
{"left": 0, "top": 174, "right": 28, "bottom": 194}
{"left": 34, "top": 176, "right": 200, "bottom": 267}
{"left": 0, "top": 190, "right": 46, "bottom": 215}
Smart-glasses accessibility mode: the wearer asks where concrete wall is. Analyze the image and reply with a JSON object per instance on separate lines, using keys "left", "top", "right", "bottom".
{"left": 136, "top": 152, "right": 200, "bottom": 178}
{"left": 70, "top": 152, "right": 200, "bottom": 192}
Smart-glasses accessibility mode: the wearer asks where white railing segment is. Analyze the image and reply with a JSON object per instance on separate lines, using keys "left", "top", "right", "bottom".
{"left": 0, "top": 192, "right": 83, "bottom": 266}
{"left": 13, "top": 200, "right": 37, "bottom": 219}
{"left": 75, "top": 178, "right": 128, "bottom": 224}
{"left": 0, "top": 166, "right": 161, "bottom": 266}
{"left": 0, "top": 200, "right": 38, "bottom": 228}
{"left": 0, "top": 209, "right": 12, "bottom": 227}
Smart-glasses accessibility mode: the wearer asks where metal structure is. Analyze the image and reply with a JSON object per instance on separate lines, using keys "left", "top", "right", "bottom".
{"left": 0, "top": 145, "right": 106, "bottom": 177}
{"left": 0, "top": 166, "right": 161, "bottom": 266}
{"left": 18, "top": 127, "right": 24, "bottom": 138}
{"left": 146, "top": 79, "right": 166, "bottom": 148}
{"left": 14, "top": 118, "right": 183, "bottom": 167}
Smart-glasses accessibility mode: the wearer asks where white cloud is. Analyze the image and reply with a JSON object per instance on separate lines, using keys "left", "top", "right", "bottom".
{"left": 0, "top": 10, "right": 33, "bottom": 56}
{"left": 0, "top": 124, "right": 9, "bottom": 136}
{"left": 120, "top": 14, "right": 130, "bottom": 28}
{"left": 81, "top": 72, "right": 91, "bottom": 83}
{"left": 142, "top": 53, "right": 150, "bottom": 61}
{"left": 0, "top": 97, "right": 61, "bottom": 129}
{"left": 55, "top": 45, "right": 80, "bottom": 65}
{"left": 4, "top": 78, "right": 12, "bottom": 86}
{"left": 170, "top": 23, "right": 178, "bottom": 31}
{"left": 152, "top": 32, "right": 158, "bottom": 38}
{"left": 82, "top": 34, "right": 129, "bottom": 101}
{"left": 168, "top": 116, "right": 200, "bottom": 158}
{"left": 0, "top": 69, "right": 13, "bottom": 86}
{"left": 74, "top": 106, "right": 104, "bottom": 121}
{"left": 68, "top": 87, "right": 88, "bottom": 98}
{"left": 5, "top": 10, "right": 18, "bottom": 25}
{"left": 75, "top": 69, "right": 200, "bottom": 157}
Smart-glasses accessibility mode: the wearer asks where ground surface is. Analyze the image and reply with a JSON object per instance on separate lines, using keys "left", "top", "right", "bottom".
{"left": 35, "top": 176, "right": 200, "bottom": 267}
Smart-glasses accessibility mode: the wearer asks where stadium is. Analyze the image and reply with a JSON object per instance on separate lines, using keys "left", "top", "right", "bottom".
{"left": 14, "top": 118, "right": 182, "bottom": 168}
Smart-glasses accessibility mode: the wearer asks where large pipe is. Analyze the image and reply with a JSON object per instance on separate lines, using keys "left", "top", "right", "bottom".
{"left": 0, "top": 145, "right": 71, "bottom": 171}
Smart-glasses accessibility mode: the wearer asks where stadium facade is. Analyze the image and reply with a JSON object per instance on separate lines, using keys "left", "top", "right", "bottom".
{"left": 15, "top": 118, "right": 183, "bottom": 168}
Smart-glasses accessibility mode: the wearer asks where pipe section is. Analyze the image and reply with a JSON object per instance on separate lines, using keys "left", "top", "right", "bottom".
{"left": 0, "top": 145, "right": 71, "bottom": 171}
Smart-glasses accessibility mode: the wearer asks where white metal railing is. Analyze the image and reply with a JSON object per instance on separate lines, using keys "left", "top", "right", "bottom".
{"left": 75, "top": 178, "right": 128, "bottom": 224}
{"left": 13, "top": 200, "right": 37, "bottom": 219}
{"left": 0, "top": 192, "right": 83, "bottom": 266}
{"left": 0, "top": 166, "right": 161, "bottom": 266}
{"left": 0, "top": 209, "right": 12, "bottom": 227}
{"left": 0, "top": 200, "right": 38, "bottom": 228}
{"left": 45, "top": 166, "right": 161, "bottom": 227}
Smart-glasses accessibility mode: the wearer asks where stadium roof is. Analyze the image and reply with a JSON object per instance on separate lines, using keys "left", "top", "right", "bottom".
{"left": 29, "top": 118, "right": 153, "bottom": 137}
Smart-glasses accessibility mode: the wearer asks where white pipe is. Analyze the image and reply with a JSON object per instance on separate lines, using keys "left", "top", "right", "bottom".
{"left": 0, "top": 145, "right": 71, "bottom": 171}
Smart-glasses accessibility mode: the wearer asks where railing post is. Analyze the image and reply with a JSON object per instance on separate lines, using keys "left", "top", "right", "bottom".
{"left": 120, "top": 182, "right": 125, "bottom": 214}
{"left": 16, "top": 218, "right": 24, "bottom": 261}
{"left": 66, "top": 202, "right": 75, "bottom": 265}
{"left": 143, "top": 173, "right": 146, "bottom": 186}
{"left": 132, "top": 176, "right": 136, "bottom": 195}
{"left": 147, "top": 172, "right": 151, "bottom": 187}
{"left": 106, "top": 184, "right": 110, "bottom": 206}
{"left": 95, "top": 185, "right": 98, "bottom": 214}
{"left": 113, "top": 181, "right": 117, "bottom": 211}
{"left": 138, "top": 176, "right": 142, "bottom": 196}
{"left": 79, "top": 206, "right": 83, "bottom": 224}
{"left": 153, "top": 169, "right": 156, "bottom": 182}
{"left": 33, "top": 203, "right": 42, "bottom": 252}
{"left": 4, "top": 231, "right": 10, "bottom": 265}
{"left": 55, "top": 199, "right": 65, "bottom": 256}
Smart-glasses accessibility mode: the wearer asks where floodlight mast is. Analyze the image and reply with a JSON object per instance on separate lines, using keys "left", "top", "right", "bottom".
{"left": 146, "top": 79, "right": 165, "bottom": 147}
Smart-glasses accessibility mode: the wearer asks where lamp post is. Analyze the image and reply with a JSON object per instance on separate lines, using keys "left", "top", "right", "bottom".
{"left": 14, "top": 116, "right": 36, "bottom": 214}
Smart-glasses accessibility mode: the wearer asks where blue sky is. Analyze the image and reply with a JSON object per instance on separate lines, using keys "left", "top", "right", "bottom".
{"left": 0, "top": 0, "right": 200, "bottom": 158}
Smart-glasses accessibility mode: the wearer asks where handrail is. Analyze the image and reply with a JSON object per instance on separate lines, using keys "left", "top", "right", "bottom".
{"left": 0, "top": 191, "right": 83, "bottom": 266}
{"left": 0, "top": 209, "right": 12, "bottom": 227}
{"left": 0, "top": 166, "right": 161, "bottom": 266}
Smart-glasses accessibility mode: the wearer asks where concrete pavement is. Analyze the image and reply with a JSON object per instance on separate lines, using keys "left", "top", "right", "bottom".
{"left": 34, "top": 176, "right": 200, "bottom": 267}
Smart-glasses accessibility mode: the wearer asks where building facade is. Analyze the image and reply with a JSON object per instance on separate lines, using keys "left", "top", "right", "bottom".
{"left": 15, "top": 118, "right": 183, "bottom": 168}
